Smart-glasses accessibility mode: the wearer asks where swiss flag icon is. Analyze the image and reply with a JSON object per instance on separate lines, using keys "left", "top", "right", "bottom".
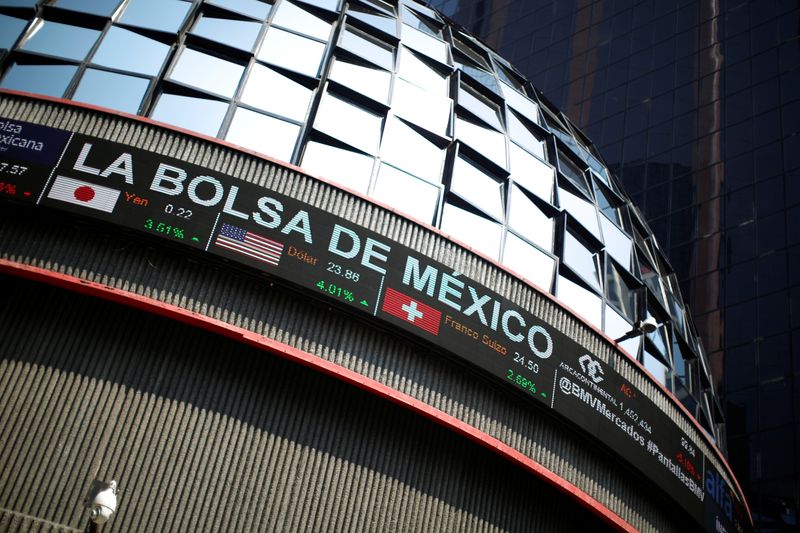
{"left": 381, "top": 287, "right": 441, "bottom": 335}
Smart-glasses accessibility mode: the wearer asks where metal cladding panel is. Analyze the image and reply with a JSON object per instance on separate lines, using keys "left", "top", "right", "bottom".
{"left": 0, "top": 95, "right": 730, "bottom": 530}
{"left": 0, "top": 276, "right": 613, "bottom": 533}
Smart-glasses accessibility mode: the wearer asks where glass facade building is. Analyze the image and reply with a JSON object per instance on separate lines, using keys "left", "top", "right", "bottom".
{"left": 428, "top": 0, "right": 799, "bottom": 528}
{"left": 0, "top": 0, "right": 750, "bottom": 530}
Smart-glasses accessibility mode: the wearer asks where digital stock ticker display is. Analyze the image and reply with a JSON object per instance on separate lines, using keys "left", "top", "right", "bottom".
{"left": 0, "top": 116, "right": 746, "bottom": 532}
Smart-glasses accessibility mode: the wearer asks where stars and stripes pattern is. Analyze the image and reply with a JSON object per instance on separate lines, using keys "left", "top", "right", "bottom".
{"left": 214, "top": 223, "right": 283, "bottom": 266}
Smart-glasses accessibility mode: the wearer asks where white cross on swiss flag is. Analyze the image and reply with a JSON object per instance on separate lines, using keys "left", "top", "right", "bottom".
{"left": 381, "top": 287, "right": 441, "bottom": 335}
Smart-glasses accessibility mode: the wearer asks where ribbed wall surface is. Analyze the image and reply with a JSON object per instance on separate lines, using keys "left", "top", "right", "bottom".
{"left": 0, "top": 276, "right": 612, "bottom": 532}
{"left": 0, "top": 94, "right": 729, "bottom": 531}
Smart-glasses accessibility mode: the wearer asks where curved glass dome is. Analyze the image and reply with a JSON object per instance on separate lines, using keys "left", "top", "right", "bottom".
{"left": 0, "top": 0, "right": 724, "bottom": 444}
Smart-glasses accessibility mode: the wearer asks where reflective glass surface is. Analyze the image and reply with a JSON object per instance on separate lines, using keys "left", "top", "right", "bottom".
{"left": 509, "top": 143, "right": 553, "bottom": 203}
{"left": 21, "top": 20, "right": 99, "bottom": 61}
{"left": 0, "top": 62, "right": 76, "bottom": 97}
{"left": 605, "top": 260, "right": 636, "bottom": 321}
{"left": 501, "top": 82, "right": 539, "bottom": 124}
{"left": 397, "top": 46, "right": 448, "bottom": 96}
{"left": 54, "top": 0, "right": 120, "bottom": 17}
{"left": 507, "top": 111, "right": 545, "bottom": 159}
{"left": 455, "top": 116, "right": 506, "bottom": 169}
{"left": 0, "top": 15, "right": 27, "bottom": 50}
{"left": 400, "top": 5, "right": 441, "bottom": 38}
{"left": 257, "top": 27, "right": 325, "bottom": 77}
{"left": 313, "top": 90, "right": 383, "bottom": 155}
{"left": 73, "top": 68, "right": 149, "bottom": 114}
{"left": 119, "top": 0, "right": 191, "bottom": 33}
{"left": 563, "top": 230, "right": 601, "bottom": 292}
{"left": 92, "top": 26, "right": 170, "bottom": 77}
{"left": 328, "top": 57, "right": 391, "bottom": 104}
{"left": 151, "top": 92, "right": 228, "bottom": 137}
{"left": 600, "top": 215, "right": 632, "bottom": 270}
{"left": 400, "top": 23, "right": 448, "bottom": 65}
{"left": 450, "top": 154, "right": 503, "bottom": 221}
{"left": 390, "top": 77, "right": 451, "bottom": 138}
{"left": 503, "top": 231, "right": 555, "bottom": 292}
{"left": 380, "top": 116, "right": 443, "bottom": 184}
{"left": 339, "top": 24, "right": 394, "bottom": 71}
{"left": 191, "top": 14, "right": 261, "bottom": 52}
{"left": 559, "top": 187, "right": 601, "bottom": 239}
{"left": 507, "top": 184, "right": 552, "bottom": 251}
{"left": 301, "top": 141, "right": 373, "bottom": 193}
{"left": 225, "top": 107, "right": 300, "bottom": 162}
{"left": 207, "top": 0, "right": 271, "bottom": 20}
{"left": 169, "top": 47, "right": 244, "bottom": 98}
{"left": 241, "top": 63, "right": 312, "bottom": 121}
{"left": 272, "top": 1, "right": 331, "bottom": 40}
{"left": 346, "top": 6, "right": 396, "bottom": 37}
{"left": 557, "top": 274, "right": 602, "bottom": 329}
{"left": 371, "top": 163, "right": 439, "bottom": 224}
{"left": 440, "top": 202, "right": 501, "bottom": 259}
{"left": 458, "top": 82, "right": 502, "bottom": 131}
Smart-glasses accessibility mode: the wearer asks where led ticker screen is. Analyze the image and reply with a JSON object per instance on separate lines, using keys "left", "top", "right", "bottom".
{"left": 0, "top": 116, "right": 748, "bottom": 532}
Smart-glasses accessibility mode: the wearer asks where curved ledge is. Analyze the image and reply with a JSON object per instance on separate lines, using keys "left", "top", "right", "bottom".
{"left": 0, "top": 258, "right": 634, "bottom": 532}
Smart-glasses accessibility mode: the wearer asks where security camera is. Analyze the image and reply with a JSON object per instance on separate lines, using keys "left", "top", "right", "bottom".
{"left": 86, "top": 480, "right": 118, "bottom": 525}
{"left": 637, "top": 316, "right": 658, "bottom": 334}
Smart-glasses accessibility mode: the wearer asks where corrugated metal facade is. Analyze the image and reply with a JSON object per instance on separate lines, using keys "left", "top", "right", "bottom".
{"left": 0, "top": 94, "right": 706, "bottom": 531}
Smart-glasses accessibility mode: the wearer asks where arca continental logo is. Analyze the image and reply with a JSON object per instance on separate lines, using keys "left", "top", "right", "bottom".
{"left": 578, "top": 354, "right": 604, "bottom": 384}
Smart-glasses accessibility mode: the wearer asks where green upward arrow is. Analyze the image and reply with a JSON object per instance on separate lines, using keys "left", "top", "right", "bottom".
{"left": 360, "top": 299, "right": 369, "bottom": 307}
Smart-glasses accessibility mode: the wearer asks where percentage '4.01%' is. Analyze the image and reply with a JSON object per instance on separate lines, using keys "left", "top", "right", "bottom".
{"left": 144, "top": 218, "right": 185, "bottom": 239}
{"left": 316, "top": 280, "right": 356, "bottom": 303}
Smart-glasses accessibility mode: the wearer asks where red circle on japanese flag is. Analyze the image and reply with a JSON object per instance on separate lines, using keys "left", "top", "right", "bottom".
{"left": 74, "top": 185, "right": 95, "bottom": 202}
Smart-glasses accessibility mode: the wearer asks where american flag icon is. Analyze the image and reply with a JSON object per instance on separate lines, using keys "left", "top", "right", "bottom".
{"left": 214, "top": 223, "right": 283, "bottom": 266}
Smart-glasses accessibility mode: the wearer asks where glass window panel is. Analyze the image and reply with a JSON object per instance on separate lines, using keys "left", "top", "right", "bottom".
{"left": 450, "top": 155, "right": 503, "bottom": 221}
{"left": 600, "top": 215, "right": 632, "bottom": 270}
{"left": 559, "top": 187, "right": 601, "bottom": 238}
{"left": 0, "top": 0, "right": 37, "bottom": 6}
{"left": 397, "top": 46, "right": 448, "bottom": 96}
{"left": 563, "top": 230, "right": 601, "bottom": 292}
{"left": 313, "top": 91, "right": 383, "bottom": 155}
{"left": 301, "top": 141, "right": 373, "bottom": 193}
{"left": 644, "top": 350, "right": 670, "bottom": 388}
{"left": 328, "top": 57, "right": 391, "bottom": 104}
{"left": 509, "top": 143, "right": 553, "bottom": 204}
{"left": 440, "top": 202, "right": 501, "bottom": 260}
{"left": 400, "top": 1, "right": 440, "bottom": 21}
{"left": 0, "top": 62, "right": 76, "bottom": 97}
{"left": 458, "top": 82, "right": 502, "bottom": 130}
{"left": 241, "top": 63, "right": 312, "bottom": 121}
{"left": 452, "top": 35, "right": 490, "bottom": 69}
{"left": 507, "top": 184, "right": 553, "bottom": 251}
{"left": 258, "top": 27, "right": 325, "bottom": 77}
{"left": 191, "top": 14, "right": 261, "bottom": 52}
{"left": 594, "top": 181, "right": 623, "bottom": 227}
{"left": 0, "top": 14, "right": 27, "bottom": 50}
{"left": 400, "top": 5, "right": 441, "bottom": 38}
{"left": 557, "top": 275, "right": 602, "bottom": 329}
{"left": 21, "top": 20, "right": 99, "bottom": 62}
{"left": 120, "top": 0, "right": 190, "bottom": 33}
{"left": 296, "top": 0, "right": 339, "bottom": 12}
{"left": 455, "top": 116, "right": 506, "bottom": 169}
{"left": 400, "top": 24, "right": 448, "bottom": 65}
{"left": 503, "top": 232, "right": 555, "bottom": 292}
{"left": 207, "top": 0, "right": 271, "bottom": 20}
{"left": 391, "top": 78, "right": 451, "bottom": 138}
{"left": 371, "top": 163, "right": 439, "bottom": 224}
{"left": 226, "top": 107, "right": 300, "bottom": 162}
{"left": 92, "top": 26, "right": 170, "bottom": 77}
{"left": 604, "top": 304, "right": 632, "bottom": 341}
{"left": 272, "top": 1, "right": 331, "bottom": 40}
{"left": 169, "top": 47, "right": 244, "bottom": 98}
{"left": 606, "top": 261, "right": 636, "bottom": 321}
{"left": 339, "top": 24, "right": 393, "bottom": 71}
{"left": 54, "top": 0, "right": 121, "bottom": 17}
{"left": 380, "top": 117, "right": 443, "bottom": 184}
{"left": 455, "top": 58, "right": 499, "bottom": 94}
{"left": 646, "top": 322, "right": 669, "bottom": 362}
{"left": 501, "top": 81, "right": 539, "bottom": 124}
{"left": 346, "top": 7, "right": 397, "bottom": 37}
{"left": 558, "top": 150, "right": 590, "bottom": 196}
{"left": 73, "top": 68, "right": 149, "bottom": 114}
{"left": 151, "top": 92, "right": 227, "bottom": 136}
{"left": 496, "top": 64, "right": 524, "bottom": 92}
{"left": 507, "top": 111, "right": 545, "bottom": 159}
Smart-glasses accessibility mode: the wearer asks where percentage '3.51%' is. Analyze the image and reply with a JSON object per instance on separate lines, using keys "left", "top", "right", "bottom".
{"left": 144, "top": 218, "right": 185, "bottom": 239}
